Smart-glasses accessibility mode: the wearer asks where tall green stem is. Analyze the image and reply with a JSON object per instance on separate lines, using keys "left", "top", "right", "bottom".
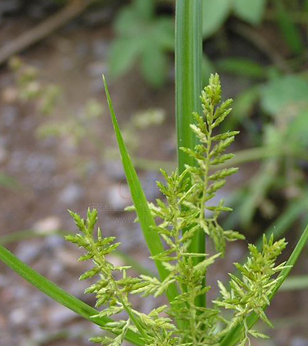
{"left": 175, "top": 0, "right": 205, "bottom": 308}
{"left": 176, "top": 0, "right": 203, "bottom": 173}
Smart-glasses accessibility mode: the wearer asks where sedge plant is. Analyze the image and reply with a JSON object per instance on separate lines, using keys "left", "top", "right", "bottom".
{"left": 66, "top": 73, "right": 290, "bottom": 346}
{"left": 0, "top": 1, "right": 308, "bottom": 346}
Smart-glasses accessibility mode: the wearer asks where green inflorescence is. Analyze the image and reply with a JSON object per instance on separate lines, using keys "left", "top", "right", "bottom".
{"left": 66, "top": 74, "right": 287, "bottom": 346}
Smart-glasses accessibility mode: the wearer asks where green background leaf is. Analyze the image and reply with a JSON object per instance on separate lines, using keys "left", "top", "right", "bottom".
{"left": 109, "top": 3, "right": 173, "bottom": 87}
{"left": 109, "top": 38, "right": 142, "bottom": 77}
{"left": 275, "top": 1, "right": 304, "bottom": 54}
{"left": 141, "top": 44, "right": 168, "bottom": 88}
{"left": 217, "top": 58, "right": 266, "bottom": 79}
{"left": 260, "top": 75, "right": 308, "bottom": 116}
{"left": 233, "top": 0, "right": 267, "bottom": 25}
{"left": 203, "top": 0, "right": 231, "bottom": 38}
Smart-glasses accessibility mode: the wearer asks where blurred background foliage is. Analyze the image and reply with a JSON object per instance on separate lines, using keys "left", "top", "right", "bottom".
{"left": 2, "top": 0, "right": 307, "bottom": 239}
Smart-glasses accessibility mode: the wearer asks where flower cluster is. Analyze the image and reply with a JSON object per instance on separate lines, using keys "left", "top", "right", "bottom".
{"left": 67, "top": 75, "right": 287, "bottom": 346}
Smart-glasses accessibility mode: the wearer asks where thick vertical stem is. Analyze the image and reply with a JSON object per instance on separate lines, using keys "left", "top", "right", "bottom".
{"left": 176, "top": 0, "right": 203, "bottom": 174}
{"left": 175, "top": 0, "right": 205, "bottom": 308}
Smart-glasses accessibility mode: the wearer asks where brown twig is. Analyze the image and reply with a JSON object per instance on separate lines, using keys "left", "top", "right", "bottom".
{"left": 0, "top": 0, "right": 95, "bottom": 66}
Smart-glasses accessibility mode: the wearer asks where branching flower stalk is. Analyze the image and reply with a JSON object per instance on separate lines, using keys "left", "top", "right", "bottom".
{"left": 67, "top": 75, "right": 288, "bottom": 346}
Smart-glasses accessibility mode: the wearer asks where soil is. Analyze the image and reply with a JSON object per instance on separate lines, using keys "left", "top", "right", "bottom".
{"left": 0, "top": 4, "right": 307, "bottom": 346}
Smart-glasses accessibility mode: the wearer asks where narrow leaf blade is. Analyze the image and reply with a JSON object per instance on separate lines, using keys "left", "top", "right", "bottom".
{"left": 103, "top": 77, "right": 178, "bottom": 304}
{"left": 0, "top": 245, "right": 144, "bottom": 346}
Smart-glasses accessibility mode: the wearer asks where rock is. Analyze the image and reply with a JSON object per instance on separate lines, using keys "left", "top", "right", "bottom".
{"left": 46, "top": 261, "right": 64, "bottom": 278}
{"left": 67, "top": 279, "right": 88, "bottom": 297}
{"left": 107, "top": 184, "right": 131, "bottom": 212}
{"left": 33, "top": 216, "right": 61, "bottom": 235}
{"left": 25, "top": 154, "right": 56, "bottom": 175}
{"left": 15, "top": 242, "right": 42, "bottom": 263}
{"left": 104, "top": 160, "right": 126, "bottom": 181}
{"left": 2, "top": 106, "right": 18, "bottom": 128}
{"left": 9, "top": 308, "right": 28, "bottom": 326}
{"left": 8, "top": 153, "right": 58, "bottom": 191}
{"left": 56, "top": 248, "right": 80, "bottom": 268}
{"left": 59, "top": 183, "right": 85, "bottom": 205}
{"left": 47, "top": 305, "right": 76, "bottom": 327}
{"left": 116, "top": 224, "right": 144, "bottom": 251}
{"left": 292, "top": 337, "right": 308, "bottom": 346}
{"left": 141, "top": 171, "right": 161, "bottom": 201}
{"left": 44, "top": 235, "right": 65, "bottom": 250}
{"left": 30, "top": 330, "right": 46, "bottom": 344}
{"left": 12, "top": 285, "right": 29, "bottom": 299}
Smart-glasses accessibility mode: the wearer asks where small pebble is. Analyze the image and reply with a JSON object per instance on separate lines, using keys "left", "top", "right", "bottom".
{"left": 9, "top": 308, "right": 28, "bottom": 326}
{"left": 47, "top": 305, "right": 76, "bottom": 327}
{"left": 33, "top": 216, "right": 61, "bottom": 234}
{"left": 107, "top": 184, "right": 131, "bottom": 212}
{"left": 2, "top": 106, "right": 18, "bottom": 128}
{"left": 142, "top": 171, "right": 161, "bottom": 201}
{"left": 292, "top": 337, "right": 308, "bottom": 346}
{"left": 104, "top": 160, "right": 126, "bottom": 181}
{"left": 15, "top": 242, "right": 41, "bottom": 263}
{"left": 59, "top": 183, "right": 85, "bottom": 205}
{"left": 45, "top": 235, "right": 65, "bottom": 250}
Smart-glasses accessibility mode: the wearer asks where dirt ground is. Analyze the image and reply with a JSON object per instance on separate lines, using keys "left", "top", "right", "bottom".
{"left": 0, "top": 6, "right": 308, "bottom": 346}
